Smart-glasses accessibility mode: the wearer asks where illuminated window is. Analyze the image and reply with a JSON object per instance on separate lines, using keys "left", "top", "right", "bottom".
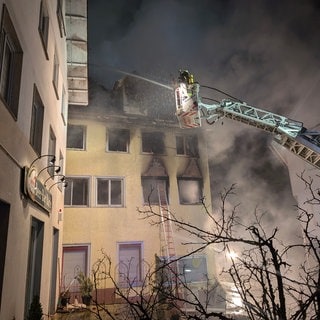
{"left": 142, "top": 131, "right": 165, "bottom": 154}
{"left": 0, "top": 5, "right": 23, "bottom": 119}
{"left": 177, "top": 178, "right": 202, "bottom": 205}
{"left": 67, "top": 125, "right": 86, "bottom": 150}
{"left": 30, "top": 86, "right": 44, "bottom": 156}
{"left": 38, "top": 0, "right": 49, "bottom": 59}
{"left": 64, "top": 177, "right": 89, "bottom": 206}
{"left": 176, "top": 135, "right": 199, "bottom": 157}
{"left": 96, "top": 177, "right": 123, "bottom": 206}
{"left": 179, "top": 256, "right": 207, "bottom": 283}
{"left": 107, "top": 128, "right": 130, "bottom": 152}
{"left": 118, "top": 242, "right": 143, "bottom": 287}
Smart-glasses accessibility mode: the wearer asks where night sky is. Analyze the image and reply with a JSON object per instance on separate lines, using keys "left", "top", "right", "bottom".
{"left": 88, "top": 0, "right": 320, "bottom": 243}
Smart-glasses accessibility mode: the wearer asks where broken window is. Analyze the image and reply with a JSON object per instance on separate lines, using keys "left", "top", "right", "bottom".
{"left": 177, "top": 178, "right": 202, "bottom": 205}
{"left": 176, "top": 135, "right": 199, "bottom": 157}
{"left": 107, "top": 128, "right": 130, "bottom": 152}
{"left": 142, "top": 131, "right": 165, "bottom": 154}
{"left": 67, "top": 125, "right": 86, "bottom": 150}
{"left": 96, "top": 177, "right": 123, "bottom": 206}
{"left": 142, "top": 178, "right": 168, "bottom": 205}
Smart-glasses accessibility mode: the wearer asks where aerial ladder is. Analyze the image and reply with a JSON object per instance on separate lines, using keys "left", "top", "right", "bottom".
{"left": 156, "top": 182, "right": 181, "bottom": 295}
{"left": 157, "top": 182, "right": 176, "bottom": 261}
{"left": 175, "top": 70, "right": 320, "bottom": 170}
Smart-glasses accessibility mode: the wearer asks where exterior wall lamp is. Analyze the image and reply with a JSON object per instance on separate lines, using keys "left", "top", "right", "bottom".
{"left": 37, "top": 165, "right": 61, "bottom": 177}
{"left": 48, "top": 180, "right": 68, "bottom": 191}
{"left": 44, "top": 174, "right": 66, "bottom": 187}
{"left": 29, "top": 154, "right": 56, "bottom": 168}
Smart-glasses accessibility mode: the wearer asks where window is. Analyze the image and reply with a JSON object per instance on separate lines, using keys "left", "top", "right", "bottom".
{"left": 0, "top": 4, "right": 23, "bottom": 119}
{"left": 25, "top": 218, "right": 44, "bottom": 314}
{"left": 62, "top": 246, "right": 88, "bottom": 293}
{"left": 56, "top": 0, "right": 66, "bottom": 38}
{"left": 176, "top": 135, "right": 199, "bottom": 157}
{"left": 178, "top": 178, "right": 202, "bottom": 204}
{"left": 142, "top": 178, "right": 168, "bottom": 205}
{"left": 0, "top": 200, "right": 10, "bottom": 308}
{"left": 178, "top": 256, "right": 207, "bottom": 283}
{"left": 47, "top": 127, "right": 56, "bottom": 176}
{"left": 49, "top": 228, "right": 59, "bottom": 314}
{"left": 96, "top": 177, "right": 123, "bottom": 207}
{"left": 64, "top": 177, "right": 89, "bottom": 206}
{"left": 58, "top": 152, "right": 64, "bottom": 191}
{"left": 142, "top": 131, "right": 165, "bottom": 154}
{"left": 67, "top": 124, "right": 86, "bottom": 150}
{"left": 52, "top": 50, "right": 59, "bottom": 98}
{"left": 61, "top": 87, "right": 67, "bottom": 125}
{"left": 107, "top": 128, "right": 130, "bottom": 152}
{"left": 30, "top": 86, "right": 44, "bottom": 156}
{"left": 38, "top": 0, "right": 49, "bottom": 59}
{"left": 118, "top": 242, "right": 143, "bottom": 287}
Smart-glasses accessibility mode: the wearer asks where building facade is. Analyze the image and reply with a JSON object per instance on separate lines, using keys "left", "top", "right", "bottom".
{"left": 0, "top": 0, "right": 87, "bottom": 318}
{"left": 62, "top": 79, "right": 225, "bottom": 313}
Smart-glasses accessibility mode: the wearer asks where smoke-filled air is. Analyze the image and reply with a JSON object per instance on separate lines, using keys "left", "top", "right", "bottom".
{"left": 88, "top": 0, "right": 320, "bottom": 263}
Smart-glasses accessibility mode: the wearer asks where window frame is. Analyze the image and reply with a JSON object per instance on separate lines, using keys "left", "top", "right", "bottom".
{"left": 30, "top": 85, "right": 44, "bottom": 156}
{"left": 56, "top": 0, "right": 66, "bottom": 38}
{"left": 62, "top": 245, "right": 89, "bottom": 293}
{"left": 64, "top": 176, "right": 90, "bottom": 207}
{"left": 52, "top": 49, "right": 59, "bottom": 98}
{"left": 118, "top": 242, "right": 143, "bottom": 287}
{"left": 25, "top": 218, "right": 44, "bottom": 314}
{"left": 66, "top": 124, "right": 86, "bottom": 150}
{"left": 0, "top": 4, "right": 23, "bottom": 119}
{"left": 38, "top": 0, "right": 49, "bottom": 59}
{"left": 47, "top": 127, "right": 56, "bottom": 176}
{"left": 95, "top": 176, "right": 124, "bottom": 207}
{"left": 60, "top": 86, "right": 67, "bottom": 125}
{"left": 107, "top": 128, "right": 130, "bottom": 153}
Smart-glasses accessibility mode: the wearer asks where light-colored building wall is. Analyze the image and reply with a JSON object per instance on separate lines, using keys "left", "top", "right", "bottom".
{"left": 0, "top": 0, "right": 71, "bottom": 318}
{"left": 63, "top": 83, "right": 216, "bottom": 303}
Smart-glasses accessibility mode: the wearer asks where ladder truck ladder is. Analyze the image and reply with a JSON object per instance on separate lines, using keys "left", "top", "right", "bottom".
{"left": 157, "top": 182, "right": 176, "bottom": 261}
{"left": 157, "top": 182, "right": 181, "bottom": 297}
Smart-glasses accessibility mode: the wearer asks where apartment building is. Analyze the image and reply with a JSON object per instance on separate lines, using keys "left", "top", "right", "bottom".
{"left": 0, "top": 0, "right": 87, "bottom": 318}
{"left": 62, "top": 78, "right": 225, "bottom": 312}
